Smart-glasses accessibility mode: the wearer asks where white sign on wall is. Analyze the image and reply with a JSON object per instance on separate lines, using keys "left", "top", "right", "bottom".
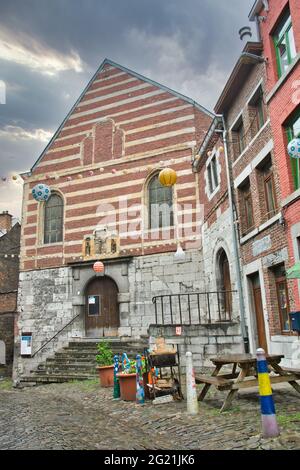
{"left": 21, "top": 334, "right": 32, "bottom": 356}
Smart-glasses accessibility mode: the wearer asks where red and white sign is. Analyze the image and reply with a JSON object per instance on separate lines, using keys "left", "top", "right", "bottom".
{"left": 176, "top": 326, "right": 182, "bottom": 336}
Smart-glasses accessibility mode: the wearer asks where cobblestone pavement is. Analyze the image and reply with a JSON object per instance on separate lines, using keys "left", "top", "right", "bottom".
{"left": 0, "top": 379, "right": 300, "bottom": 450}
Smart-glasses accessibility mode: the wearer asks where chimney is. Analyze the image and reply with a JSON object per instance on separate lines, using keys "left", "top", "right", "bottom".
{"left": 0, "top": 211, "right": 13, "bottom": 232}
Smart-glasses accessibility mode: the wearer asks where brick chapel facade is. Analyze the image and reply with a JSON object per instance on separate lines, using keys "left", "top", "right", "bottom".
{"left": 14, "top": 60, "right": 226, "bottom": 379}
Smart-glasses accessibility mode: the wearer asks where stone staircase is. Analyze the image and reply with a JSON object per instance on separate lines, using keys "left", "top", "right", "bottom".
{"left": 19, "top": 337, "right": 148, "bottom": 386}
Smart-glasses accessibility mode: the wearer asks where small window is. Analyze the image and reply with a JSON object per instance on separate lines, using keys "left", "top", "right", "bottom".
{"left": 240, "top": 179, "right": 254, "bottom": 235}
{"left": 44, "top": 194, "right": 63, "bottom": 244}
{"left": 207, "top": 155, "right": 219, "bottom": 194}
{"left": 232, "top": 118, "right": 246, "bottom": 159}
{"left": 260, "top": 157, "right": 277, "bottom": 220}
{"left": 285, "top": 108, "right": 300, "bottom": 190}
{"left": 273, "top": 10, "right": 297, "bottom": 78}
{"left": 249, "top": 87, "right": 266, "bottom": 137}
{"left": 148, "top": 174, "right": 174, "bottom": 229}
{"left": 273, "top": 264, "right": 291, "bottom": 333}
{"left": 88, "top": 295, "right": 100, "bottom": 316}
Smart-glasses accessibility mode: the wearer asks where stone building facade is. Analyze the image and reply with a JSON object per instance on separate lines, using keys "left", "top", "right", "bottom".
{"left": 249, "top": 0, "right": 300, "bottom": 366}
{"left": 0, "top": 212, "right": 21, "bottom": 376}
{"left": 16, "top": 59, "right": 241, "bottom": 380}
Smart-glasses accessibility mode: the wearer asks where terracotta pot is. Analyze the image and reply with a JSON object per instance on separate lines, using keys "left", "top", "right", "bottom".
{"left": 116, "top": 373, "right": 137, "bottom": 401}
{"left": 97, "top": 365, "right": 114, "bottom": 387}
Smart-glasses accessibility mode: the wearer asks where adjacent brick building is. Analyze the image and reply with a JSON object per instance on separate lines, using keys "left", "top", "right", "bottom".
{"left": 249, "top": 0, "right": 300, "bottom": 365}
{"left": 0, "top": 212, "right": 21, "bottom": 376}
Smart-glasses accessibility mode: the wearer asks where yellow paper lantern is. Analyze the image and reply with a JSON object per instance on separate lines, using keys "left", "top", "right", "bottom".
{"left": 218, "top": 146, "right": 224, "bottom": 153}
{"left": 158, "top": 168, "right": 177, "bottom": 187}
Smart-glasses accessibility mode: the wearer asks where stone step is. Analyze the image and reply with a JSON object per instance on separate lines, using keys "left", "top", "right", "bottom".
{"left": 46, "top": 357, "right": 98, "bottom": 364}
{"left": 33, "top": 368, "right": 97, "bottom": 375}
{"left": 37, "top": 362, "right": 97, "bottom": 370}
{"left": 20, "top": 374, "right": 95, "bottom": 384}
{"left": 55, "top": 350, "right": 143, "bottom": 358}
{"left": 22, "top": 337, "right": 148, "bottom": 386}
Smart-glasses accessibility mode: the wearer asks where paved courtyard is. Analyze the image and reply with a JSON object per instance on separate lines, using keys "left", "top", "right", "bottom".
{"left": 0, "top": 378, "right": 300, "bottom": 450}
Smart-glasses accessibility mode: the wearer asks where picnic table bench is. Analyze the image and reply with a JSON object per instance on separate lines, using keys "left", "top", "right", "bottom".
{"left": 195, "top": 354, "right": 300, "bottom": 412}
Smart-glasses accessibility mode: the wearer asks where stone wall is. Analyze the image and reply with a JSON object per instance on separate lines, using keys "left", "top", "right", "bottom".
{"left": 149, "top": 323, "right": 243, "bottom": 372}
{"left": 127, "top": 249, "right": 205, "bottom": 338}
{"left": 13, "top": 267, "right": 82, "bottom": 379}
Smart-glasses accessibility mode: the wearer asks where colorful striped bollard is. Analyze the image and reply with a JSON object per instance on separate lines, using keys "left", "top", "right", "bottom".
{"left": 113, "top": 354, "right": 120, "bottom": 399}
{"left": 256, "top": 348, "right": 280, "bottom": 438}
{"left": 136, "top": 354, "right": 145, "bottom": 404}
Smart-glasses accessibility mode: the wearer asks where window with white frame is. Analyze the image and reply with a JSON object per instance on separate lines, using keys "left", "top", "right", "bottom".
{"left": 207, "top": 154, "right": 219, "bottom": 195}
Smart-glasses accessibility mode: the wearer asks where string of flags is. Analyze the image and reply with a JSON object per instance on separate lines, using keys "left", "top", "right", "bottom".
{"left": 0, "top": 156, "right": 192, "bottom": 187}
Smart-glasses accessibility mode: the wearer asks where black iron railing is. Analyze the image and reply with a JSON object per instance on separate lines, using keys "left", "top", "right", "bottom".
{"left": 152, "top": 291, "right": 237, "bottom": 326}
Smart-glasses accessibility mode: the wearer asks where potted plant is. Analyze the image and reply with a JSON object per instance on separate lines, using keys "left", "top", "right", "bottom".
{"left": 117, "top": 357, "right": 147, "bottom": 401}
{"left": 96, "top": 342, "right": 114, "bottom": 387}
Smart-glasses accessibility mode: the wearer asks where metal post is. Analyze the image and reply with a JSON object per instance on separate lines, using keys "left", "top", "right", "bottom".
{"left": 256, "top": 348, "right": 280, "bottom": 438}
{"left": 188, "top": 294, "right": 191, "bottom": 325}
{"left": 185, "top": 352, "right": 199, "bottom": 415}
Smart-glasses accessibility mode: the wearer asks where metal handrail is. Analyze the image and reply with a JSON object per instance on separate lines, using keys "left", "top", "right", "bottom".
{"left": 31, "top": 311, "right": 82, "bottom": 358}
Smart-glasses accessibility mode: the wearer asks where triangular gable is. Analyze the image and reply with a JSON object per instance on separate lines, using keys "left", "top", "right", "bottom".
{"left": 30, "top": 58, "right": 213, "bottom": 172}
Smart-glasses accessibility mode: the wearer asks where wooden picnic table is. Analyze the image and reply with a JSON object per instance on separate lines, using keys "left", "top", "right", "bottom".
{"left": 195, "top": 354, "right": 300, "bottom": 412}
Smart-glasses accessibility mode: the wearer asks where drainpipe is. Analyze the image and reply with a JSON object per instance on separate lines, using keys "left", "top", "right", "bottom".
{"left": 216, "top": 115, "right": 249, "bottom": 353}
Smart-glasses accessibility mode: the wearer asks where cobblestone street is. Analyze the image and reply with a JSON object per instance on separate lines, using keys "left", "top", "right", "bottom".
{"left": 0, "top": 379, "right": 300, "bottom": 450}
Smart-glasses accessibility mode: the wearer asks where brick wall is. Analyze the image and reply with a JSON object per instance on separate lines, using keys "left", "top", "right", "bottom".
{"left": 0, "top": 223, "right": 21, "bottom": 374}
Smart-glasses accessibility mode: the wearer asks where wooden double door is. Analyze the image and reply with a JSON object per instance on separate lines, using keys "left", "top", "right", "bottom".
{"left": 85, "top": 276, "right": 119, "bottom": 337}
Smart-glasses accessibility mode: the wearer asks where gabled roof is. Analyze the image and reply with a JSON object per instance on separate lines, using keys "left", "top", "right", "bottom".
{"left": 30, "top": 58, "right": 214, "bottom": 173}
{"left": 214, "top": 42, "right": 264, "bottom": 114}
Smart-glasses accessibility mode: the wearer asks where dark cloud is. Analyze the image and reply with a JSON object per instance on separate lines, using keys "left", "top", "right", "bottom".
{"left": 0, "top": 0, "right": 255, "bottom": 217}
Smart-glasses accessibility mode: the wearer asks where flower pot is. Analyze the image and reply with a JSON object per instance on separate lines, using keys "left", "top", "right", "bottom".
{"left": 97, "top": 365, "right": 114, "bottom": 387}
{"left": 116, "top": 373, "right": 137, "bottom": 401}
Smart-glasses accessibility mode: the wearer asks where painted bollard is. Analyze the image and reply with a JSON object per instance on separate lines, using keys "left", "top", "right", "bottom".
{"left": 186, "top": 351, "right": 199, "bottom": 415}
{"left": 256, "top": 348, "right": 280, "bottom": 438}
{"left": 113, "top": 354, "right": 120, "bottom": 399}
{"left": 136, "top": 354, "right": 145, "bottom": 404}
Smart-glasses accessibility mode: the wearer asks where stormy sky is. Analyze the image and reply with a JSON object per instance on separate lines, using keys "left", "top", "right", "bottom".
{"left": 0, "top": 0, "right": 255, "bottom": 219}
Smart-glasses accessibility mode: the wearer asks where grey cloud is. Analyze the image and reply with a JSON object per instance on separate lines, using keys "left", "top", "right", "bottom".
{"left": 0, "top": 0, "right": 255, "bottom": 217}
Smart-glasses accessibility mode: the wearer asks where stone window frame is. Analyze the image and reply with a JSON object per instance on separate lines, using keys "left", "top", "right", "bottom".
{"left": 237, "top": 177, "right": 255, "bottom": 237}
{"left": 247, "top": 84, "right": 267, "bottom": 139}
{"left": 204, "top": 147, "right": 221, "bottom": 201}
{"left": 37, "top": 189, "right": 65, "bottom": 247}
{"left": 255, "top": 153, "right": 278, "bottom": 223}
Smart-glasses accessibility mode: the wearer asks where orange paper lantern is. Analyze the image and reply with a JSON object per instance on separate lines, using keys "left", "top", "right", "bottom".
{"left": 93, "top": 261, "right": 105, "bottom": 274}
{"left": 158, "top": 168, "right": 177, "bottom": 187}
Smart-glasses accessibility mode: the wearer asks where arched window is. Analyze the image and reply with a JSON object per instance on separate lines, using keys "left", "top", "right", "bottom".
{"left": 44, "top": 194, "right": 63, "bottom": 244}
{"left": 148, "top": 174, "right": 174, "bottom": 229}
{"left": 217, "top": 249, "right": 232, "bottom": 319}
